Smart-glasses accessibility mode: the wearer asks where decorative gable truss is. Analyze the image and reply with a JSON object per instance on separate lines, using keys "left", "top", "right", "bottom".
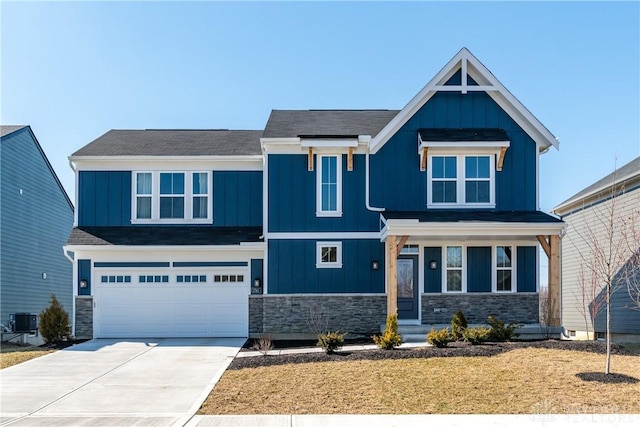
{"left": 369, "top": 48, "right": 559, "bottom": 156}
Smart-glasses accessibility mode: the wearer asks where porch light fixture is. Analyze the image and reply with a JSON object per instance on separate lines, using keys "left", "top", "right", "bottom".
{"left": 253, "top": 278, "right": 261, "bottom": 288}
{"left": 429, "top": 260, "right": 438, "bottom": 270}
{"left": 371, "top": 260, "right": 379, "bottom": 270}
{"left": 80, "top": 279, "right": 88, "bottom": 288}
{"left": 42, "top": 273, "right": 47, "bottom": 279}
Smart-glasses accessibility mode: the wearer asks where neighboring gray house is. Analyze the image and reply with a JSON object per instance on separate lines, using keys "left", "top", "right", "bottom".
{"left": 553, "top": 156, "right": 640, "bottom": 343}
{"left": 1, "top": 126, "right": 74, "bottom": 341}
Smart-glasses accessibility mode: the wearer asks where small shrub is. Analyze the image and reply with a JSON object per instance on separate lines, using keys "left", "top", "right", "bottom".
{"left": 317, "top": 331, "right": 346, "bottom": 354}
{"left": 427, "top": 327, "right": 454, "bottom": 348}
{"left": 487, "top": 315, "right": 521, "bottom": 342}
{"left": 462, "top": 326, "right": 491, "bottom": 345}
{"left": 373, "top": 313, "right": 403, "bottom": 350}
{"left": 451, "top": 309, "right": 468, "bottom": 341}
{"left": 39, "top": 294, "right": 71, "bottom": 344}
{"left": 251, "top": 334, "right": 274, "bottom": 356}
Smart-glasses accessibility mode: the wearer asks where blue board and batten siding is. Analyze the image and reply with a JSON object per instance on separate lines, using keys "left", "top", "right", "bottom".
{"left": 369, "top": 91, "right": 537, "bottom": 211}
{"left": 268, "top": 154, "right": 379, "bottom": 232}
{"left": 268, "top": 240, "right": 384, "bottom": 294}
{"left": 1, "top": 127, "right": 74, "bottom": 322}
{"left": 78, "top": 170, "right": 262, "bottom": 227}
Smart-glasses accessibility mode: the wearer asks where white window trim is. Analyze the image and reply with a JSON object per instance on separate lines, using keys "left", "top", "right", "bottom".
{"left": 316, "top": 155, "right": 343, "bottom": 217}
{"left": 316, "top": 241, "right": 343, "bottom": 269}
{"left": 492, "top": 245, "right": 517, "bottom": 293}
{"left": 427, "top": 154, "right": 496, "bottom": 208}
{"left": 443, "top": 245, "right": 466, "bottom": 293}
{"left": 131, "top": 171, "right": 213, "bottom": 224}
{"left": 439, "top": 243, "right": 520, "bottom": 293}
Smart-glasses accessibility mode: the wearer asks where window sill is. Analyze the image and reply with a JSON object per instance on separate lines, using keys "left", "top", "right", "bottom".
{"left": 316, "top": 263, "right": 343, "bottom": 269}
{"left": 131, "top": 218, "right": 213, "bottom": 225}
{"left": 315, "top": 212, "right": 343, "bottom": 218}
{"left": 427, "top": 203, "right": 495, "bottom": 209}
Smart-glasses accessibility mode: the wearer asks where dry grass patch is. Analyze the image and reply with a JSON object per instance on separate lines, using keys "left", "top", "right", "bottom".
{"left": 200, "top": 348, "right": 640, "bottom": 414}
{"left": 0, "top": 343, "right": 54, "bottom": 369}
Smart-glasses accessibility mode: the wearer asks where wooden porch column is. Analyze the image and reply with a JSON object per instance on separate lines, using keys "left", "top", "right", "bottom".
{"left": 386, "top": 235, "right": 398, "bottom": 316}
{"left": 548, "top": 235, "right": 561, "bottom": 326}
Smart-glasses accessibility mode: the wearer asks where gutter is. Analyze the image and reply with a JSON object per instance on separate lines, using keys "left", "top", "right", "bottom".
{"left": 365, "top": 143, "right": 385, "bottom": 212}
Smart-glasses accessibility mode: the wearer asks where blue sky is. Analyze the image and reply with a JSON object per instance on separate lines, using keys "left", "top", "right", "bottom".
{"left": 2, "top": 0, "right": 639, "bottom": 213}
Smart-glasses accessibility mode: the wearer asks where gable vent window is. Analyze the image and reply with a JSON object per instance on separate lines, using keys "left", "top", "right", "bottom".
{"left": 132, "top": 171, "right": 212, "bottom": 224}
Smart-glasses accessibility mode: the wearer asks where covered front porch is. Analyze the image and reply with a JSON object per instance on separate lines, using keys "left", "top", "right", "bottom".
{"left": 380, "top": 211, "right": 565, "bottom": 326}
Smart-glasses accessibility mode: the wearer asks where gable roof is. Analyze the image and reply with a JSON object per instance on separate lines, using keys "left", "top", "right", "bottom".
{"left": 72, "top": 129, "right": 263, "bottom": 157}
{"left": 370, "top": 48, "right": 559, "bottom": 154}
{"left": 1, "top": 125, "right": 74, "bottom": 210}
{"left": 262, "top": 110, "right": 399, "bottom": 139}
{"left": 554, "top": 156, "right": 640, "bottom": 215}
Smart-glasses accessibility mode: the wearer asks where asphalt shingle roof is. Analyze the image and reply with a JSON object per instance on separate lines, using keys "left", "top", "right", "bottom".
{"left": 382, "top": 210, "right": 563, "bottom": 223}
{"left": 0, "top": 125, "right": 27, "bottom": 138}
{"left": 72, "top": 129, "right": 263, "bottom": 157}
{"left": 418, "top": 128, "right": 509, "bottom": 142}
{"left": 67, "top": 226, "right": 263, "bottom": 246}
{"left": 262, "top": 110, "right": 400, "bottom": 138}
{"left": 555, "top": 156, "right": 640, "bottom": 210}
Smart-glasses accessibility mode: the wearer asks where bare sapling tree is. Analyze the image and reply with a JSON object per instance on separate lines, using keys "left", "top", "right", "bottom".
{"left": 574, "top": 264, "right": 605, "bottom": 339}
{"left": 569, "top": 168, "right": 636, "bottom": 374}
{"left": 539, "top": 287, "right": 559, "bottom": 338}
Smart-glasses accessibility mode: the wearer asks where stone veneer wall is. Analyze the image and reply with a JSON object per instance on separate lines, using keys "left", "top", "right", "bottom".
{"left": 75, "top": 296, "right": 93, "bottom": 339}
{"left": 421, "top": 293, "right": 539, "bottom": 324}
{"left": 249, "top": 294, "right": 387, "bottom": 338}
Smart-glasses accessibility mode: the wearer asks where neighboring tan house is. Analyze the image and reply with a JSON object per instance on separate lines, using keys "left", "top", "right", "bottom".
{"left": 554, "top": 156, "right": 640, "bottom": 343}
{"left": 64, "top": 48, "right": 564, "bottom": 340}
{"left": 1, "top": 125, "right": 74, "bottom": 342}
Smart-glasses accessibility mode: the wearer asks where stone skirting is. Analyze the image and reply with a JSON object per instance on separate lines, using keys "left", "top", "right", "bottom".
{"left": 74, "top": 296, "right": 93, "bottom": 339}
{"left": 421, "top": 293, "right": 539, "bottom": 324}
{"left": 249, "top": 294, "right": 387, "bottom": 339}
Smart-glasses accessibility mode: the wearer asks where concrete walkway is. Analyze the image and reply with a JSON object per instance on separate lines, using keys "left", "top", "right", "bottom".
{"left": 0, "top": 338, "right": 244, "bottom": 426}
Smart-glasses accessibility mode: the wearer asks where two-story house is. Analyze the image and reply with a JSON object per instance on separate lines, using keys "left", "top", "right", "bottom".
{"left": 64, "top": 48, "right": 565, "bottom": 340}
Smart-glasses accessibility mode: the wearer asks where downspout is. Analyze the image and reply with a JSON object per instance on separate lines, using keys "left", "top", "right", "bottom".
{"left": 365, "top": 147, "right": 385, "bottom": 212}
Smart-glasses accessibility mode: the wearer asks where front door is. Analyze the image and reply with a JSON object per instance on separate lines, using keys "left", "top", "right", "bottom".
{"left": 397, "top": 255, "right": 419, "bottom": 320}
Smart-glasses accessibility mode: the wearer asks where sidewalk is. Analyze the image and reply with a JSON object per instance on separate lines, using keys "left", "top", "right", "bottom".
{"left": 236, "top": 341, "right": 430, "bottom": 358}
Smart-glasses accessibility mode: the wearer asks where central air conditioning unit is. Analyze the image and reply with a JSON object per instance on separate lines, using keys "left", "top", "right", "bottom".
{"left": 10, "top": 313, "right": 38, "bottom": 333}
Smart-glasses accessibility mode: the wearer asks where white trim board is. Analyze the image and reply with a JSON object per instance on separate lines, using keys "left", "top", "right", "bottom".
{"left": 266, "top": 232, "right": 381, "bottom": 240}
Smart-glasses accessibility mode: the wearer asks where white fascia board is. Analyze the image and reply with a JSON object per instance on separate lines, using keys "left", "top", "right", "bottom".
{"left": 266, "top": 232, "right": 381, "bottom": 240}
{"left": 418, "top": 139, "right": 510, "bottom": 155}
{"left": 64, "top": 243, "right": 266, "bottom": 253}
{"left": 300, "top": 139, "right": 358, "bottom": 148}
{"left": 380, "top": 220, "right": 566, "bottom": 241}
{"left": 71, "top": 156, "right": 263, "bottom": 171}
{"left": 369, "top": 48, "right": 559, "bottom": 154}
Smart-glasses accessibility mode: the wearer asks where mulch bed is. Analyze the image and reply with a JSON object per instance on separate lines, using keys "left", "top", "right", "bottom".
{"left": 229, "top": 340, "right": 635, "bottom": 370}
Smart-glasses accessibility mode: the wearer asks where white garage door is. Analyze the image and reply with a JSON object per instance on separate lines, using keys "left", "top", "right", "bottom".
{"left": 93, "top": 270, "right": 249, "bottom": 338}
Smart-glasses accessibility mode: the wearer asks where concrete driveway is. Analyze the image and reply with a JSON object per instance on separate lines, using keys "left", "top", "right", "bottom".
{"left": 0, "top": 338, "right": 244, "bottom": 426}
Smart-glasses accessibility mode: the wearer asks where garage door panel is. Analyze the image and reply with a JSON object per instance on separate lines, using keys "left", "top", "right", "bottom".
{"left": 94, "top": 269, "right": 249, "bottom": 338}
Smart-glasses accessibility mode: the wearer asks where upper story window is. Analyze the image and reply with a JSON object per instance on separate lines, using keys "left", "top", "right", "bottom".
{"left": 316, "top": 155, "right": 342, "bottom": 217}
{"left": 133, "top": 171, "right": 212, "bottom": 224}
{"left": 428, "top": 155, "right": 495, "bottom": 208}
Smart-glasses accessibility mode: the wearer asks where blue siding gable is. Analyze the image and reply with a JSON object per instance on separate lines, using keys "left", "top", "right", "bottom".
{"left": 370, "top": 91, "right": 537, "bottom": 212}
{"left": 1, "top": 127, "right": 74, "bottom": 322}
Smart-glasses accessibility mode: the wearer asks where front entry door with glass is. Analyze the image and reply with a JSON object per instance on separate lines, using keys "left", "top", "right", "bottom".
{"left": 397, "top": 255, "right": 419, "bottom": 320}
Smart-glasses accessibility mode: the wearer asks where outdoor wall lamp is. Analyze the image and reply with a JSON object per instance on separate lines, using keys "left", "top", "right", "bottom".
{"left": 80, "top": 279, "right": 88, "bottom": 288}
{"left": 371, "top": 260, "right": 379, "bottom": 270}
{"left": 254, "top": 278, "right": 261, "bottom": 288}
{"left": 429, "top": 260, "right": 438, "bottom": 270}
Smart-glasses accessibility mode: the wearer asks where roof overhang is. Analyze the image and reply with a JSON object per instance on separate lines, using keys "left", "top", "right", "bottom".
{"left": 380, "top": 218, "right": 565, "bottom": 242}
{"left": 69, "top": 155, "right": 264, "bottom": 171}
{"left": 369, "top": 48, "right": 559, "bottom": 155}
{"left": 64, "top": 242, "right": 266, "bottom": 252}
{"left": 260, "top": 135, "right": 371, "bottom": 154}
